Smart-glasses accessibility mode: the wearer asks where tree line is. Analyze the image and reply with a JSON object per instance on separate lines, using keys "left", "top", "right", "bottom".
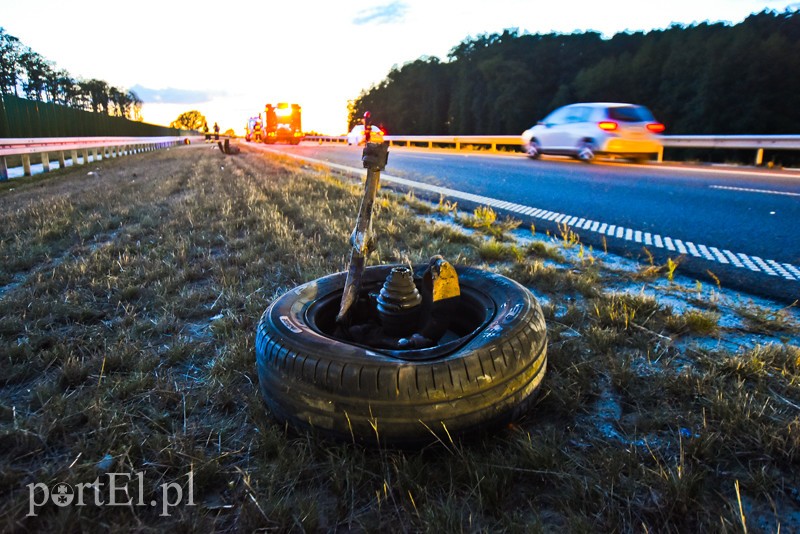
{"left": 0, "top": 27, "right": 142, "bottom": 120}
{"left": 349, "top": 9, "right": 800, "bottom": 136}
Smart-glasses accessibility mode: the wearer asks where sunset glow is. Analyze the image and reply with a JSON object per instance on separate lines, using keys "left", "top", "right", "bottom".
{"left": 2, "top": 0, "right": 794, "bottom": 134}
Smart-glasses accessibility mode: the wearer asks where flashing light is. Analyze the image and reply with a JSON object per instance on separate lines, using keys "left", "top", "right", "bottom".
{"left": 647, "top": 122, "right": 666, "bottom": 133}
{"left": 598, "top": 121, "right": 618, "bottom": 131}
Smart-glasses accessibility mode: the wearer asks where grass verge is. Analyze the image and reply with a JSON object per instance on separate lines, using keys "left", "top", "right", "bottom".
{"left": 1, "top": 143, "right": 798, "bottom": 532}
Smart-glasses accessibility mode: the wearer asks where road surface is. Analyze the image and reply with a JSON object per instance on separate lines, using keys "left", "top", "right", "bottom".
{"left": 257, "top": 142, "right": 800, "bottom": 302}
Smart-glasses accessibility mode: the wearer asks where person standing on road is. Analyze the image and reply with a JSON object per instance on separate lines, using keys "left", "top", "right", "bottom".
{"left": 204, "top": 122, "right": 210, "bottom": 142}
{"left": 214, "top": 122, "right": 220, "bottom": 141}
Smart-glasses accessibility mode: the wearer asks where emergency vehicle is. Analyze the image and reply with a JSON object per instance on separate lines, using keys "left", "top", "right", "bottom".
{"left": 264, "top": 103, "right": 303, "bottom": 144}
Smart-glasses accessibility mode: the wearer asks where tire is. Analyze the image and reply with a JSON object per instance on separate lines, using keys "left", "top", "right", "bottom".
{"left": 525, "top": 140, "right": 541, "bottom": 159}
{"left": 255, "top": 264, "right": 547, "bottom": 447}
{"left": 577, "top": 141, "right": 596, "bottom": 162}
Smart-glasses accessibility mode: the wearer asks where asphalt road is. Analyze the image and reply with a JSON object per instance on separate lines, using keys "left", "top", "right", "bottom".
{"left": 258, "top": 142, "right": 800, "bottom": 302}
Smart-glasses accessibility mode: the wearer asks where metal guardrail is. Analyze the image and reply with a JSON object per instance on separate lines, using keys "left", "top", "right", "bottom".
{"left": 660, "top": 135, "right": 800, "bottom": 165}
{"left": 0, "top": 136, "right": 204, "bottom": 180}
{"left": 6, "top": 133, "right": 799, "bottom": 180}
{"left": 304, "top": 134, "right": 521, "bottom": 150}
{"left": 304, "top": 134, "right": 800, "bottom": 165}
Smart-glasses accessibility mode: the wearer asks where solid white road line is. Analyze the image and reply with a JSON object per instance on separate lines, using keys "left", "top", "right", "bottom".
{"left": 271, "top": 149, "right": 800, "bottom": 283}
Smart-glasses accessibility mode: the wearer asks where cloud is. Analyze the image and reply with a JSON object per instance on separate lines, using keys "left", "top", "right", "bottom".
{"left": 129, "top": 84, "right": 225, "bottom": 104}
{"left": 353, "top": 1, "right": 408, "bottom": 25}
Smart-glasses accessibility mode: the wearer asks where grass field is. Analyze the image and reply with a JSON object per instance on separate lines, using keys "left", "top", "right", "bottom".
{"left": 1, "top": 142, "right": 799, "bottom": 532}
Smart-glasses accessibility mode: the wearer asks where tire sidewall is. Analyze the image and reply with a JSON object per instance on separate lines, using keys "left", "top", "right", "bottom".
{"left": 255, "top": 264, "right": 547, "bottom": 445}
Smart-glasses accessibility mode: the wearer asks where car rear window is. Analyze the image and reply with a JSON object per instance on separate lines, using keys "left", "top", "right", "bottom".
{"left": 607, "top": 106, "right": 655, "bottom": 122}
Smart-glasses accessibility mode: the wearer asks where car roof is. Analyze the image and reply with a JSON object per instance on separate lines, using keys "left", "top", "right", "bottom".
{"left": 569, "top": 102, "right": 640, "bottom": 107}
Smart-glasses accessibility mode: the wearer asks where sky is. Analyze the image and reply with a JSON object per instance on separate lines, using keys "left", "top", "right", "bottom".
{"left": 2, "top": 0, "right": 798, "bottom": 135}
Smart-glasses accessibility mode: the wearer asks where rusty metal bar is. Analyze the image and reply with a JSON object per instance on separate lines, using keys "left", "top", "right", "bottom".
{"left": 336, "top": 163, "right": 382, "bottom": 325}
{"left": 337, "top": 113, "right": 390, "bottom": 325}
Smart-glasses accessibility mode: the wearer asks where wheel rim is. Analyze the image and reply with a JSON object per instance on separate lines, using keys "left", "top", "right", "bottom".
{"left": 305, "top": 277, "right": 495, "bottom": 361}
{"left": 578, "top": 144, "right": 594, "bottom": 161}
{"left": 526, "top": 142, "right": 540, "bottom": 158}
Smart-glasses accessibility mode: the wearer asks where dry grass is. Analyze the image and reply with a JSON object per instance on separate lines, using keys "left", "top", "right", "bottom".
{"left": 1, "top": 143, "right": 798, "bottom": 532}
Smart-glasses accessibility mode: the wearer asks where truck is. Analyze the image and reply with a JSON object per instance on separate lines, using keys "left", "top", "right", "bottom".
{"left": 264, "top": 103, "right": 303, "bottom": 144}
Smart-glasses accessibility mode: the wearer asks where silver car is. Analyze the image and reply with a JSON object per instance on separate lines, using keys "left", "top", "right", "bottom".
{"left": 521, "top": 102, "right": 665, "bottom": 163}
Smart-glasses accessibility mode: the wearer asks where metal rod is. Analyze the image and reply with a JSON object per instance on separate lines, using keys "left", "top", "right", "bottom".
{"left": 336, "top": 165, "right": 381, "bottom": 324}
{"left": 337, "top": 111, "right": 390, "bottom": 325}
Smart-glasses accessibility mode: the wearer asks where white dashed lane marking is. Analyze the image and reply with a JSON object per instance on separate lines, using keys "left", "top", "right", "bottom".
{"left": 710, "top": 185, "right": 800, "bottom": 198}
{"left": 381, "top": 174, "right": 799, "bottom": 281}
{"left": 275, "top": 151, "right": 800, "bottom": 283}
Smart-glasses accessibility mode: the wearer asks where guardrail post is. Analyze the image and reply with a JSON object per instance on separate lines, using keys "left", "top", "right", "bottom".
{"left": 0, "top": 156, "right": 7, "bottom": 181}
{"left": 657, "top": 146, "right": 664, "bottom": 163}
{"left": 58, "top": 151, "right": 66, "bottom": 169}
{"left": 22, "top": 154, "right": 31, "bottom": 176}
{"left": 82, "top": 148, "right": 89, "bottom": 164}
{"left": 755, "top": 148, "right": 764, "bottom": 166}
{"left": 41, "top": 152, "right": 50, "bottom": 172}
{"left": 71, "top": 150, "right": 78, "bottom": 166}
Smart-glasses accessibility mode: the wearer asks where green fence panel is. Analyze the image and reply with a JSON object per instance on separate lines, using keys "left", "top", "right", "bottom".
{"left": 0, "top": 94, "right": 191, "bottom": 137}
{"left": 0, "top": 96, "right": 7, "bottom": 137}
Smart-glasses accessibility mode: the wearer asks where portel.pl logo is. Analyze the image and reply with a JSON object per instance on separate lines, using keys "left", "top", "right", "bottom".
{"left": 27, "top": 471, "right": 194, "bottom": 517}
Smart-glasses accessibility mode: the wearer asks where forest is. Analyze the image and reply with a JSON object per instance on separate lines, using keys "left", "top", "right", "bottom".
{"left": 349, "top": 9, "right": 800, "bottom": 136}
{"left": 0, "top": 27, "right": 141, "bottom": 120}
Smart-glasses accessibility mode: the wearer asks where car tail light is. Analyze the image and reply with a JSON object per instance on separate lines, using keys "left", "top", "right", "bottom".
{"left": 598, "top": 121, "right": 618, "bottom": 131}
{"left": 646, "top": 122, "right": 665, "bottom": 133}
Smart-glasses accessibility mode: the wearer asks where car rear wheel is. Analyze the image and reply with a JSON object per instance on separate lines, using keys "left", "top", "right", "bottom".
{"left": 577, "top": 142, "right": 596, "bottom": 162}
